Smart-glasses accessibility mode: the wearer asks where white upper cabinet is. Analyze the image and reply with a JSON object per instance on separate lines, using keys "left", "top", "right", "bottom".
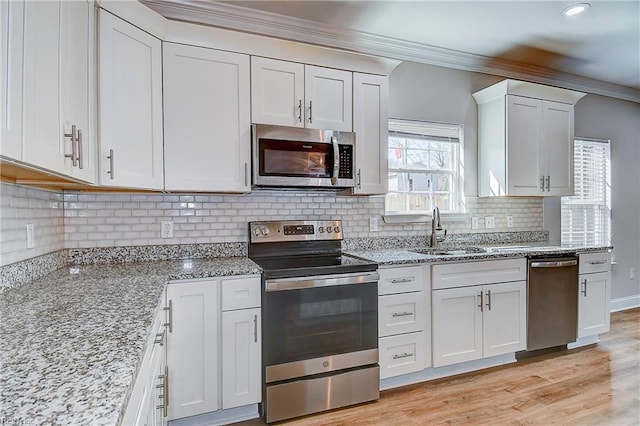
{"left": 473, "top": 79, "right": 585, "bottom": 197}
{"left": 98, "top": 9, "right": 163, "bottom": 190}
{"left": 19, "top": 0, "right": 95, "bottom": 182}
{"left": 352, "top": 73, "right": 389, "bottom": 195}
{"left": 163, "top": 43, "right": 251, "bottom": 192}
{"left": 251, "top": 57, "right": 352, "bottom": 131}
{"left": 1, "top": 0, "right": 24, "bottom": 160}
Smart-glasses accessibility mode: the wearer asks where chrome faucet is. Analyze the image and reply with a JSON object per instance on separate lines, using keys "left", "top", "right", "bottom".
{"left": 430, "top": 206, "right": 447, "bottom": 247}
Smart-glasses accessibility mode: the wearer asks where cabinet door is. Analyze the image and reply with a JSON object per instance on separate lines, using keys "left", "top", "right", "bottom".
{"left": 352, "top": 73, "right": 388, "bottom": 195}
{"left": 98, "top": 10, "right": 163, "bottom": 189}
{"left": 482, "top": 281, "right": 527, "bottom": 357}
{"left": 222, "top": 308, "right": 261, "bottom": 409}
{"left": 164, "top": 43, "right": 251, "bottom": 192}
{"left": 1, "top": 0, "right": 24, "bottom": 160}
{"left": 379, "top": 292, "right": 424, "bottom": 337}
{"left": 542, "top": 100, "right": 574, "bottom": 196}
{"left": 578, "top": 272, "right": 611, "bottom": 338}
{"left": 22, "top": 0, "right": 66, "bottom": 174}
{"left": 432, "top": 286, "right": 483, "bottom": 367}
{"left": 60, "top": 0, "right": 95, "bottom": 183}
{"left": 304, "top": 65, "right": 352, "bottom": 131}
{"left": 166, "top": 280, "right": 219, "bottom": 420}
{"left": 506, "top": 95, "right": 543, "bottom": 195}
{"left": 251, "top": 57, "right": 304, "bottom": 127}
{"left": 379, "top": 332, "right": 426, "bottom": 379}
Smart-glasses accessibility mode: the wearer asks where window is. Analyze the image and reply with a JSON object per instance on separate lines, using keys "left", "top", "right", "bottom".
{"left": 385, "top": 119, "right": 463, "bottom": 215}
{"left": 561, "top": 138, "right": 611, "bottom": 247}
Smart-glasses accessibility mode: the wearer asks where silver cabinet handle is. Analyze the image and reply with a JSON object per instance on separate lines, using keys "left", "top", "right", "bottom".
{"left": 540, "top": 175, "right": 545, "bottom": 191}
{"left": 253, "top": 314, "right": 258, "bottom": 343}
{"left": 357, "top": 169, "right": 362, "bottom": 189}
{"left": 485, "top": 289, "right": 492, "bottom": 311}
{"left": 107, "top": 149, "right": 114, "bottom": 180}
{"left": 308, "top": 100, "right": 313, "bottom": 123}
{"left": 546, "top": 175, "right": 551, "bottom": 192}
{"left": 164, "top": 300, "right": 173, "bottom": 333}
{"left": 389, "top": 277, "right": 413, "bottom": 284}
{"left": 392, "top": 352, "right": 414, "bottom": 360}
{"left": 154, "top": 328, "right": 165, "bottom": 346}
{"left": 392, "top": 311, "right": 413, "bottom": 318}
{"left": 156, "top": 365, "right": 168, "bottom": 417}
{"left": 64, "top": 124, "right": 78, "bottom": 167}
{"left": 478, "top": 291, "right": 484, "bottom": 312}
{"left": 297, "top": 99, "right": 302, "bottom": 123}
{"left": 244, "top": 162, "right": 248, "bottom": 187}
{"left": 77, "top": 129, "right": 83, "bottom": 169}
{"left": 581, "top": 278, "right": 588, "bottom": 297}
{"left": 589, "top": 260, "right": 607, "bottom": 265}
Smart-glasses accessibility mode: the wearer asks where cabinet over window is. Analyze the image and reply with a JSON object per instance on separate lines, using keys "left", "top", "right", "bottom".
{"left": 473, "top": 79, "right": 585, "bottom": 197}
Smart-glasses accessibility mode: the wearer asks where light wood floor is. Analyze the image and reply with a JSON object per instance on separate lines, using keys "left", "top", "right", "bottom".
{"left": 241, "top": 308, "right": 639, "bottom": 425}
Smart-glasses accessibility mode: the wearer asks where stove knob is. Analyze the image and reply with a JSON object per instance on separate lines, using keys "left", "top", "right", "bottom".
{"left": 261, "top": 228, "right": 270, "bottom": 236}
{"left": 334, "top": 226, "right": 341, "bottom": 234}
{"left": 326, "top": 227, "right": 332, "bottom": 233}
{"left": 318, "top": 226, "right": 324, "bottom": 233}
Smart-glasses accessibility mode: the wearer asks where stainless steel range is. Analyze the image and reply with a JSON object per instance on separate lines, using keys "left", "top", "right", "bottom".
{"left": 248, "top": 220, "right": 380, "bottom": 423}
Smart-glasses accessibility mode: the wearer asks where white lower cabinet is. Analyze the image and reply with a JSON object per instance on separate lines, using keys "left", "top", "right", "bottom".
{"left": 431, "top": 259, "right": 527, "bottom": 368}
{"left": 166, "top": 275, "right": 261, "bottom": 421}
{"left": 123, "top": 291, "right": 168, "bottom": 426}
{"left": 578, "top": 252, "right": 611, "bottom": 338}
{"left": 377, "top": 265, "right": 430, "bottom": 379}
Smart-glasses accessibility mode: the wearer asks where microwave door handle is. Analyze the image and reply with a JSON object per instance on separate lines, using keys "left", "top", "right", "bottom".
{"left": 331, "top": 136, "right": 339, "bottom": 185}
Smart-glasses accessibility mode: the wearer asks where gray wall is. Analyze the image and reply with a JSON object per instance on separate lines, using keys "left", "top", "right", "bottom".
{"left": 389, "top": 61, "right": 640, "bottom": 301}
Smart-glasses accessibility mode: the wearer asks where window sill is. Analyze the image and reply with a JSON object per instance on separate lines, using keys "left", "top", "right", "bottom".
{"left": 383, "top": 213, "right": 469, "bottom": 224}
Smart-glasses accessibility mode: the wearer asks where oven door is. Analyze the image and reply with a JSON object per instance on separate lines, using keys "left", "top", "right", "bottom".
{"left": 263, "top": 271, "right": 378, "bottom": 382}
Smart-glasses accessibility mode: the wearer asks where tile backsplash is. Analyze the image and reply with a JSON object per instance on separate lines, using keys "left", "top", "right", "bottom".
{"left": 0, "top": 183, "right": 543, "bottom": 265}
{"left": 0, "top": 184, "right": 65, "bottom": 266}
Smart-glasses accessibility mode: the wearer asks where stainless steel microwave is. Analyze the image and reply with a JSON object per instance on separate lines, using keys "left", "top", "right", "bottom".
{"left": 252, "top": 124, "right": 356, "bottom": 188}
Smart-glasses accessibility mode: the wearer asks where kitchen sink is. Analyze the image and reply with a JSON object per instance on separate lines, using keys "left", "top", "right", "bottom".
{"left": 410, "top": 247, "right": 488, "bottom": 256}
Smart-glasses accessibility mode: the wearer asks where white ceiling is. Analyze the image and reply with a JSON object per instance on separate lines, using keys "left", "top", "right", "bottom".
{"left": 143, "top": 0, "right": 640, "bottom": 100}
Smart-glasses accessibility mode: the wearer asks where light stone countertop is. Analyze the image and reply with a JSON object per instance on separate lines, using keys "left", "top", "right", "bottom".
{"left": 0, "top": 257, "right": 260, "bottom": 426}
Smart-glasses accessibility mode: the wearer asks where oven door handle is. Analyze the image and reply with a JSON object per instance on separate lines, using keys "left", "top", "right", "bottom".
{"left": 265, "top": 271, "right": 379, "bottom": 291}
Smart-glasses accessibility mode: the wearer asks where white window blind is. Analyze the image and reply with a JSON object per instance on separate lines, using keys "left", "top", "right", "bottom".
{"left": 561, "top": 138, "right": 611, "bottom": 247}
{"left": 385, "top": 119, "right": 463, "bottom": 215}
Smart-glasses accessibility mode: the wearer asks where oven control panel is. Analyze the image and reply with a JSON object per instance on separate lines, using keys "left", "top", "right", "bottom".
{"left": 250, "top": 220, "right": 342, "bottom": 242}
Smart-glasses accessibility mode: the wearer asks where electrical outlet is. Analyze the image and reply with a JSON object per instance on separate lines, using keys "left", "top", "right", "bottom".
{"left": 369, "top": 217, "right": 379, "bottom": 232}
{"left": 161, "top": 221, "right": 174, "bottom": 239}
{"left": 485, "top": 216, "right": 495, "bottom": 229}
{"left": 26, "top": 224, "right": 35, "bottom": 248}
{"left": 471, "top": 217, "right": 479, "bottom": 230}
{"left": 631, "top": 268, "right": 636, "bottom": 280}
{"left": 507, "top": 215, "right": 514, "bottom": 228}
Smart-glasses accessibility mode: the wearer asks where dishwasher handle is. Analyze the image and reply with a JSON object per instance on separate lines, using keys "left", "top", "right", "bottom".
{"left": 530, "top": 259, "right": 578, "bottom": 268}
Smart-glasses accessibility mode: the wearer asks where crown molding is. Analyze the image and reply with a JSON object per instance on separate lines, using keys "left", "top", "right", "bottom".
{"left": 142, "top": 0, "right": 640, "bottom": 103}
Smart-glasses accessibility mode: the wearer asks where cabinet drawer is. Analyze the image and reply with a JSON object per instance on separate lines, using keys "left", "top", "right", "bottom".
{"left": 379, "top": 292, "right": 424, "bottom": 337}
{"left": 222, "top": 276, "right": 261, "bottom": 311}
{"left": 579, "top": 252, "right": 611, "bottom": 274}
{"left": 378, "top": 265, "right": 425, "bottom": 295}
{"left": 379, "top": 332, "right": 426, "bottom": 379}
{"left": 432, "top": 258, "right": 527, "bottom": 290}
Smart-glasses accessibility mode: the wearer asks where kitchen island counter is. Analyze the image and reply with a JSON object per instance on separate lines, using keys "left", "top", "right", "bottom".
{"left": 0, "top": 257, "right": 260, "bottom": 425}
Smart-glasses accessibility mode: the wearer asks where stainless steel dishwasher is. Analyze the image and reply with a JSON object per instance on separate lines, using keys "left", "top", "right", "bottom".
{"left": 526, "top": 254, "right": 579, "bottom": 351}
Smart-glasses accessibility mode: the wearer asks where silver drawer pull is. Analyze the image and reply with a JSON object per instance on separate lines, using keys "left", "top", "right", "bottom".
{"left": 390, "top": 277, "right": 413, "bottom": 284}
{"left": 588, "top": 260, "right": 607, "bottom": 265}
{"left": 392, "top": 312, "right": 413, "bottom": 317}
{"left": 154, "top": 329, "right": 165, "bottom": 346}
{"left": 392, "top": 352, "right": 414, "bottom": 360}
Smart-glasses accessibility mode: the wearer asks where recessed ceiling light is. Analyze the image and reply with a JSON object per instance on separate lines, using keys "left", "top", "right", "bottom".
{"left": 563, "top": 3, "right": 591, "bottom": 16}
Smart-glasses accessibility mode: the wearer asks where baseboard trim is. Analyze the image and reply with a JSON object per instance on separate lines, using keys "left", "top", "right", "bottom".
{"left": 380, "top": 353, "right": 516, "bottom": 391}
{"left": 168, "top": 404, "right": 259, "bottom": 426}
{"left": 610, "top": 295, "right": 640, "bottom": 312}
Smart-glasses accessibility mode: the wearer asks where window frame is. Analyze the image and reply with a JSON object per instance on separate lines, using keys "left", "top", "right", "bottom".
{"left": 384, "top": 119, "right": 465, "bottom": 221}
{"left": 561, "top": 137, "right": 611, "bottom": 247}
